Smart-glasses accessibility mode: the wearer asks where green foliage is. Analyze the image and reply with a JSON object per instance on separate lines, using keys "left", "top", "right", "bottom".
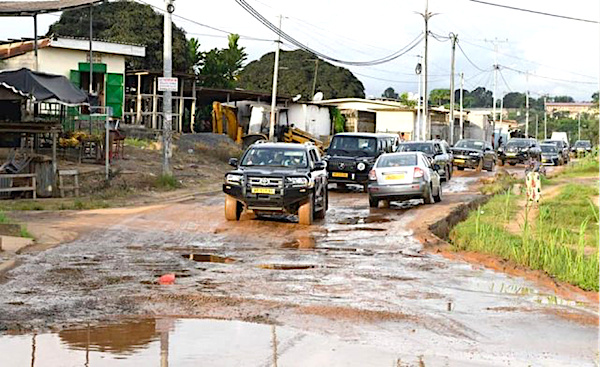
{"left": 0, "top": 210, "right": 8, "bottom": 223}
{"left": 429, "top": 89, "right": 450, "bottom": 106}
{"left": 124, "top": 138, "right": 153, "bottom": 149}
{"left": 559, "top": 155, "right": 599, "bottom": 178}
{"left": 154, "top": 174, "right": 181, "bottom": 190}
{"left": 331, "top": 107, "right": 346, "bottom": 133}
{"left": 0, "top": 210, "right": 33, "bottom": 238}
{"left": 238, "top": 50, "right": 365, "bottom": 99}
{"left": 592, "top": 91, "right": 599, "bottom": 104}
{"left": 48, "top": 0, "right": 192, "bottom": 72}
{"left": 551, "top": 95, "right": 575, "bottom": 103}
{"left": 479, "top": 172, "right": 519, "bottom": 195}
{"left": 399, "top": 92, "right": 416, "bottom": 108}
{"left": 502, "top": 92, "right": 527, "bottom": 108}
{"left": 188, "top": 37, "right": 201, "bottom": 72}
{"left": 198, "top": 34, "right": 247, "bottom": 89}
{"left": 450, "top": 190, "right": 599, "bottom": 291}
{"left": 382, "top": 87, "right": 399, "bottom": 99}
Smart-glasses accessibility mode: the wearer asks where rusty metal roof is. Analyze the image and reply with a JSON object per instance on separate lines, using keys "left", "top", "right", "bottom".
{"left": 0, "top": 0, "right": 103, "bottom": 16}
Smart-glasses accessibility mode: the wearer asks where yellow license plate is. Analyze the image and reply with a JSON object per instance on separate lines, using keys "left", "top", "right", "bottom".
{"left": 542, "top": 159, "right": 549, "bottom": 162}
{"left": 332, "top": 172, "right": 348, "bottom": 178}
{"left": 385, "top": 174, "right": 405, "bottom": 180}
{"left": 454, "top": 159, "right": 465, "bottom": 163}
{"left": 251, "top": 187, "right": 275, "bottom": 195}
{"left": 506, "top": 153, "right": 517, "bottom": 156}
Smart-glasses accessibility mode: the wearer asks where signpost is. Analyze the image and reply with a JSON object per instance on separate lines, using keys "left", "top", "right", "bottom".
{"left": 158, "top": 77, "right": 178, "bottom": 92}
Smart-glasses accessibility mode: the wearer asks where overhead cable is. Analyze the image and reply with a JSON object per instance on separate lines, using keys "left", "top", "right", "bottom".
{"left": 467, "top": 0, "right": 599, "bottom": 24}
{"left": 456, "top": 42, "right": 491, "bottom": 72}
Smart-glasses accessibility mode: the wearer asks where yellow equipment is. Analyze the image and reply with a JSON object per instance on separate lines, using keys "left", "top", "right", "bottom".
{"left": 283, "top": 127, "right": 325, "bottom": 154}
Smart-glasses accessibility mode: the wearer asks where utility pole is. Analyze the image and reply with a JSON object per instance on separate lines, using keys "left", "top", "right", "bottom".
{"left": 311, "top": 59, "right": 319, "bottom": 98}
{"left": 543, "top": 95, "right": 548, "bottom": 139}
{"left": 459, "top": 72, "right": 464, "bottom": 140}
{"left": 499, "top": 92, "right": 504, "bottom": 144}
{"left": 578, "top": 112, "right": 581, "bottom": 141}
{"left": 415, "top": 55, "right": 423, "bottom": 141}
{"left": 418, "top": 0, "right": 435, "bottom": 139}
{"left": 162, "top": 0, "right": 174, "bottom": 176}
{"left": 269, "top": 15, "right": 283, "bottom": 141}
{"left": 485, "top": 38, "right": 507, "bottom": 144}
{"left": 535, "top": 113, "right": 539, "bottom": 140}
{"left": 449, "top": 33, "right": 457, "bottom": 145}
{"left": 525, "top": 72, "right": 529, "bottom": 138}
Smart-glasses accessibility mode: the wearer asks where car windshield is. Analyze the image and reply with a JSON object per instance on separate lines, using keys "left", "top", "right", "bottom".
{"left": 329, "top": 136, "right": 377, "bottom": 156}
{"left": 506, "top": 139, "right": 530, "bottom": 148}
{"left": 542, "top": 140, "right": 561, "bottom": 147}
{"left": 541, "top": 145, "right": 557, "bottom": 153}
{"left": 377, "top": 154, "right": 417, "bottom": 168}
{"left": 575, "top": 141, "right": 591, "bottom": 148}
{"left": 241, "top": 148, "right": 307, "bottom": 168}
{"left": 455, "top": 140, "right": 485, "bottom": 150}
{"left": 398, "top": 143, "right": 434, "bottom": 155}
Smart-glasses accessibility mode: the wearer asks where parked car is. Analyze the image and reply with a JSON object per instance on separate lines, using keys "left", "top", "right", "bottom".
{"left": 452, "top": 139, "right": 496, "bottom": 171}
{"left": 367, "top": 152, "right": 442, "bottom": 207}
{"left": 542, "top": 139, "right": 569, "bottom": 164}
{"left": 223, "top": 142, "right": 328, "bottom": 225}
{"left": 397, "top": 140, "right": 452, "bottom": 181}
{"left": 540, "top": 143, "right": 562, "bottom": 166}
{"left": 498, "top": 138, "right": 541, "bottom": 166}
{"left": 324, "top": 132, "right": 398, "bottom": 191}
{"left": 572, "top": 140, "right": 592, "bottom": 156}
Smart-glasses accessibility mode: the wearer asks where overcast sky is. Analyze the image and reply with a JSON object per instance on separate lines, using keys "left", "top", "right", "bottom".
{"left": 1, "top": 0, "right": 599, "bottom": 101}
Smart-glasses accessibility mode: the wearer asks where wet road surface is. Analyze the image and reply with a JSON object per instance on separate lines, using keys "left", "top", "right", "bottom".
{"left": 0, "top": 168, "right": 597, "bottom": 366}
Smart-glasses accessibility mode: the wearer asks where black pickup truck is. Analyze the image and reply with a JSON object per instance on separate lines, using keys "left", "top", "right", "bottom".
{"left": 223, "top": 142, "right": 328, "bottom": 225}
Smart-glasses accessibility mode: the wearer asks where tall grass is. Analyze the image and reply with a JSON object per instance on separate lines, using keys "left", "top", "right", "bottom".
{"left": 450, "top": 189, "right": 599, "bottom": 291}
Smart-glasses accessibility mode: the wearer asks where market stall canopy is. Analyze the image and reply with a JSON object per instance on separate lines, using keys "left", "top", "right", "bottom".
{"left": 0, "top": 0, "right": 103, "bottom": 16}
{"left": 0, "top": 68, "right": 88, "bottom": 105}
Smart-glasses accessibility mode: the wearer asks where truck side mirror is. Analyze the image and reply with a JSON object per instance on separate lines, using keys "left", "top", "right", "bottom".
{"left": 228, "top": 158, "right": 238, "bottom": 167}
{"left": 314, "top": 161, "right": 327, "bottom": 170}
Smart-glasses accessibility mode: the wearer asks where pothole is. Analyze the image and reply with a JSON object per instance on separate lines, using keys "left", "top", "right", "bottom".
{"left": 329, "top": 227, "right": 387, "bottom": 232}
{"left": 182, "top": 254, "right": 236, "bottom": 264}
{"left": 257, "top": 264, "right": 319, "bottom": 270}
{"left": 337, "top": 215, "right": 391, "bottom": 225}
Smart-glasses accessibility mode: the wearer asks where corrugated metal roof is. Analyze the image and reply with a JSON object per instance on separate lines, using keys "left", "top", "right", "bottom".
{"left": 0, "top": 0, "right": 103, "bottom": 16}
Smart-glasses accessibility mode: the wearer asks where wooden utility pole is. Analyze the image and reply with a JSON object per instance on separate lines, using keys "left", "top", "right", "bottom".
{"left": 269, "top": 15, "right": 283, "bottom": 141}
{"left": 459, "top": 72, "right": 464, "bottom": 140}
{"left": 449, "top": 33, "right": 457, "bottom": 145}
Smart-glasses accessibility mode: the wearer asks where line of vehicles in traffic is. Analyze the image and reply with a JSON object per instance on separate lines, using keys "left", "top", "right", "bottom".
{"left": 222, "top": 132, "right": 593, "bottom": 224}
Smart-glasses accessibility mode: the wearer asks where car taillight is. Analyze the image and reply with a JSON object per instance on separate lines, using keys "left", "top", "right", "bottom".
{"left": 414, "top": 167, "right": 424, "bottom": 178}
{"left": 368, "top": 169, "right": 377, "bottom": 180}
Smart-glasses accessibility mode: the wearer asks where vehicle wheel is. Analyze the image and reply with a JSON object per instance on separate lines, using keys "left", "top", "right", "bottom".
{"left": 448, "top": 165, "right": 453, "bottom": 179}
{"left": 298, "top": 195, "right": 314, "bottom": 225}
{"left": 441, "top": 166, "right": 450, "bottom": 182}
{"left": 224, "top": 195, "right": 241, "bottom": 221}
{"left": 475, "top": 159, "right": 483, "bottom": 172}
{"left": 368, "top": 195, "right": 379, "bottom": 208}
{"left": 509, "top": 162, "right": 516, "bottom": 166}
{"left": 423, "top": 184, "right": 435, "bottom": 204}
{"left": 314, "top": 190, "right": 327, "bottom": 219}
{"left": 485, "top": 161, "right": 495, "bottom": 172}
{"left": 499, "top": 160, "right": 505, "bottom": 166}
{"left": 457, "top": 166, "right": 464, "bottom": 171}
{"left": 362, "top": 184, "right": 369, "bottom": 193}
{"left": 433, "top": 184, "right": 442, "bottom": 203}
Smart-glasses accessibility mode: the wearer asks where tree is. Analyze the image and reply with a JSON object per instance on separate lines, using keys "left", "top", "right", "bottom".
{"left": 382, "top": 87, "right": 398, "bottom": 99}
{"left": 188, "top": 38, "right": 201, "bottom": 73}
{"left": 238, "top": 50, "right": 365, "bottom": 99}
{"left": 592, "top": 91, "right": 599, "bottom": 104}
{"left": 429, "top": 89, "right": 450, "bottom": 106}
{"left": 197, "top": 34, "right": 247, "bottom": 89}
{"left": 469, "top": 87, "right": 493, "bottom": 107}
{"left": 399, "top": 92, "right": 416, "bottom": 107}
{"left": 502, "top": 92, "right": 526, "bottom": 108}
{"left": 552, "top": 95, "right": 574, "bottom": 103}
{"left": 48, "top": 1, "right": 191, "bottom": 72}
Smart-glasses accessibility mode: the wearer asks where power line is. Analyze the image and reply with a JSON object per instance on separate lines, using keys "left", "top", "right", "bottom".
{"left": 498, "top": 68, "right": 513, "bottom": 92}
{"left": 353, "top": 71, "right": 445, "bottom": 84}
{"left": 235, "top": 0, "right": 424, "bottom": 66}
{"left": 456, "top": 42, "right": 490, "bottom": 72}
{"left": 500, "top": 65, "right": 598, "bottom": 85}
{"left": 467, "top": 0, "right": 599, "bottom": 24}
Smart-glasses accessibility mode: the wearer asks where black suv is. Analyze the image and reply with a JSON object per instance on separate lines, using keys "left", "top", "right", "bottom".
{"left": 542, "top": 140, "right": 569, "bottom": 164}
{"left": 325, "top": 133, "right": 397, "bottom": 191}
{"left": 572, "top": 140, "right": 592, "bottom": 156}
{"left": 452, "top": 139, "right": 496, "bottom": 171}
{"left": 498, "top": 138, "right": 541, "bottom": 166}
{"left": 223, "top": 142, "right": 328, "bottom": 225}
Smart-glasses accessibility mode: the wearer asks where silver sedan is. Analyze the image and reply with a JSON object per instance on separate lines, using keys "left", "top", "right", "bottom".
{"left": 367, "top": 152, "right": 442, "bottom": 208}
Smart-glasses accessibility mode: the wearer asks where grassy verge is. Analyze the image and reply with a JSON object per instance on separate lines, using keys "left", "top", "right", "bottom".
{"left": 451, "top": 180, "right": 599, "bottom": 291}
{"left": 560, "top": 154, "right": 599, "bottom": 178}
{"left": 124, "top": 138, "right": 154, "bottom": 149}
{"left": 0, "top": 210, "right": 33, "bottom": 238}
{"left": 479, "top": 171, "right": 520, "bottom": 195}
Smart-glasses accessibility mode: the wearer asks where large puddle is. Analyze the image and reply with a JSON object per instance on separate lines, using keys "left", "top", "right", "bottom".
{"left": 0, "top": 318, "right": 430, "bottom": 367}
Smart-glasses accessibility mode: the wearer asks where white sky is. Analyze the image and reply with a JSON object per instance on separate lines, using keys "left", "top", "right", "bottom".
{"left": 1, "top": 0, "right": 599, "bottom": 101}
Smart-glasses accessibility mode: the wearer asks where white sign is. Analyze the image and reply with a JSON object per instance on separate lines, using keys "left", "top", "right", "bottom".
{"left": 158, "top": 77, "right": 178, "bottom": 92}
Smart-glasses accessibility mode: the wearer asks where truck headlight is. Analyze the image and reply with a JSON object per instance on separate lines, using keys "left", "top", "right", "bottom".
{"left": 225, "top": 174, "right": 242, "bottom": 185}
{"left": 287, "top": 176, "right": 309, "bottom": 187}
{"left": 357, "top": 162, "right": 366, "bottom": 171}
{"left": 469, "top": 152, "right": 481, "bottom": 156}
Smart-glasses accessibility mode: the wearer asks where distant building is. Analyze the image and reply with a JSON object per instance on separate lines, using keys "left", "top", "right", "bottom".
{"left": 0, "top": 36, "right": 145, "bottom": 117}
{"left": 545, "top": 102, "right": 595, "bottom": 119}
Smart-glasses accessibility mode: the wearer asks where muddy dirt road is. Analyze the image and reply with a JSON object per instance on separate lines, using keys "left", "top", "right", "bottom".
{"left": 0, "top": 168, "right": 597, "bottom": 366}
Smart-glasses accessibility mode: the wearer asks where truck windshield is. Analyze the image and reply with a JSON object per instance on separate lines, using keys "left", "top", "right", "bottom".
{"left": 329, "top": 136, "right": 377, "bottom": 156}
{"left": 398, "top": 143, "right": 434, "bottom": 155}
{"left": 377, "top": 154, "right": 417, "bottom": 167}
{"left": 455, "top": 140, "right": 484, "bottom": 150}
{"left": 541, "top": 145, "right": 557, "bottom": 153}
{"left": 575, "top": 141, "right": 591, "bottom": 148}
{"left": 241, "top": 148, "right": 308, "bottom": 168}
{"left": 506, "top": 139, "right": 530, "bottom": 148}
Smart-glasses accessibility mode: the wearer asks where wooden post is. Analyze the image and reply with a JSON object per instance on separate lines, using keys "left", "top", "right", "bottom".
{"left": 32, "top": 176, "right": 36, "bottom": 200}
{"left": 152, "top": 76, "right": 158, "bottom": 129}
{"left": 136, "top": 73, "right": 142, "bottom": 124}
{"left": 178, "top": 78, "right": 184, "bottom": 133}
{"left": 191, "top": 83, "right": 196, "bottom": 133}
{"left": 51, "top": 132, "right": 57, "bottom": 174}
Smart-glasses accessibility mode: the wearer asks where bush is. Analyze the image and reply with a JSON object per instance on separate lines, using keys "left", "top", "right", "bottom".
{"left": 154, "top": 174, "right": 181, "bottom": 190}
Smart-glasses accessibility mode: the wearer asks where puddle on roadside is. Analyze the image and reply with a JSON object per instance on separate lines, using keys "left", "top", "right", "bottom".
{"left": 182, "top": 254, "right": 236, "bottom": 264}
{"left": 0, "top": 318, "right": 423, "bottom": 366}
{"left": 257, "top": 264, "right": 320, "bottom": 270}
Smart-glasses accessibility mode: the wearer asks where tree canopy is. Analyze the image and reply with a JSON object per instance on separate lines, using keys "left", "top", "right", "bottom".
{"left": 237, "top": 50, "right": 365, "bottom": 100}
{"left": 195, "top": 34, "right": 247, "bottom": 89}
{"left": 382, "top": 87, "right": 399, "bottom": 99}
{"left": 47, "top": 0, "right": 191, "bottom": 72}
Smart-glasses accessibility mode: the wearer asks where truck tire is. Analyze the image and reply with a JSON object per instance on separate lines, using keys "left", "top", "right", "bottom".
{"left": 298, "top": 195, "right": 314, "bottom": 225}
{"left": 369, "top": 195, "right": 379, "bottom": 208}
{"left": 476, "top": 159, "right": 483, "bottom": 172}
{"left": 225, "top": 195, "right": 241, "bottom": 221}
{"left": 315, "top": 191, "right": 327, "bottom": 219}
{"left": 433, "top": 184, "right": 442, "bottom": 203}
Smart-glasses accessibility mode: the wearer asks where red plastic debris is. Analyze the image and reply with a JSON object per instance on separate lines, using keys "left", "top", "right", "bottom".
{"left": 158, "top": 273, "right": 175, "bottom": 285}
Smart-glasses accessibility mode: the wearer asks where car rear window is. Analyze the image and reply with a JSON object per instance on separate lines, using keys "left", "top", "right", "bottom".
{"left": 377, "top": 154, "right": 417, "bottom": 168}
{"left": 398, "top": 143, "right": 434, "bottom": 154}
{"left": 541, "top": 145, "right": 557, "bottom": 153}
